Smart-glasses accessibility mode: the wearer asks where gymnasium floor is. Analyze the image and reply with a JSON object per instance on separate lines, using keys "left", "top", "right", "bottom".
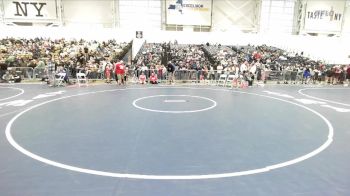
{"left": 0, "top": 83, "right": 349, "bottom": 196}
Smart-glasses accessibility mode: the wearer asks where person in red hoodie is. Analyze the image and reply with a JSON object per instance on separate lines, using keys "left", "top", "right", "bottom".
{"left": 115, "top": 60, "right": 125, "bottom": 85}
{"left": 150, "top": 72, "right": 158, "bottom": 84}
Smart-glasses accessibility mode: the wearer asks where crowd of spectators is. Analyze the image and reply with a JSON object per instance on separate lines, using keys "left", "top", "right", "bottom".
{"left": 0, "top": 37, "right": 130, "bottom": 83}
{"left": 202, "top": 43, "right": 350, "bottom": 85}
{"left": 133, "top": 41, "right": 350, "bottom": 85}
{"left": 133, "top": 42, "right": 349, "bottom": 86}
{"left": 1, "top": 37, "right": 349, "bottom": 86}
{"left": 133, "top": 43, "right": 167, "bottom": 80}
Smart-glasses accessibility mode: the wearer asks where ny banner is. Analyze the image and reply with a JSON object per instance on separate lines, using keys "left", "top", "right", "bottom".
{"left": 3, "top": 0, "right": 57, "bottom": 20}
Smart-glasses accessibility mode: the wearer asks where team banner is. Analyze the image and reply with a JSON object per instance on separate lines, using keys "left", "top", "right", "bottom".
{"left": 3, "top": 0, "right": 57, "bottom": 20}
{"left": 166, "top": 0, "right": 212, "bottom": 26}
{"left": 304, "top": 0, "right": 345, "bottom": 33}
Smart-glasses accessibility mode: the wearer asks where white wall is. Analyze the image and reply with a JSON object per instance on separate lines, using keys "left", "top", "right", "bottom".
{"left": 0, "top": 1, "right": 3, "bottom": 24}
{"left": 342, "top": 2, "right": 350, "bottom": 35}
{"left": 118, "top": 0, "right": 161, "bottom": 30}
{"left": 62, "top": 0, "right": 115, "bottom": 28}
{"left": 0, "top": 26, "right": 133, "bottom": 42}
{"left": 257, "top": 33, "right": 350, "bottom": 64}
{"left": 260, "top": 0, "right": 295, "bottom": 34}
{"left": 212, "top": 0, "right": 257, "bottom": 32}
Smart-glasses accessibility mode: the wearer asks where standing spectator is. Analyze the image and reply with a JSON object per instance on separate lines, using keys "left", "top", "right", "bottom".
{"left": 141, "top": 63, "right": 148, "bottom": 78}
{"left": 167, "top": 61, "right": 175, "bottom": 84}
{"left": 124, "top": 65, "right": 129, "bottom": 83}
{"left": 303, "top": 68, "right": 311, "bottom": 84}
{"left": 208, "top": 66, "right": 215, "bottom": 81}
{"left": 333, "top": 65, "right": 341, "bottom": 84}
{"left": 216, "top": 64, "right": 223, "bottom": 79}
{"left": 346, "top": 65, "right": 350, "bottom": 86}
{"left": 98, "top": 62, "right": 105, "bottom": 79}
{"left": 115, "top": 60, "right": 125, "bottom": 85}
{"left": 156, "top": 63, "right": 163, "bottom": 81}
{"left": 283, "top": 66, "right": 291, "bottom": 84}
{"left": 162, "top": 64, "right": 167, "bottom": 80}
{"left": 325, "top": 68, "right": 333, "bottom": 84}
{"left": 313, "top": 67, "right": 320, "bottom": 84}
{"left": 105, "top": 64, "right": 111, "bottom": 83}
{"left": 240, "top": 61, "right": 248, "bottom": 73}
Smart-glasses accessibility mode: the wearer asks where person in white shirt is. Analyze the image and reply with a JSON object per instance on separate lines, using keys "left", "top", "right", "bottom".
{"left": 216, "top": 64, "right": 223, "bottom": 80}
{"left": 249, "top": 63, "right": 257, "bottom": 74}
{"left": 240, "top": 61, "right": 248, "bottom": 73}
{"left": 141, "top": 64, "right": 148, "bottom": 72}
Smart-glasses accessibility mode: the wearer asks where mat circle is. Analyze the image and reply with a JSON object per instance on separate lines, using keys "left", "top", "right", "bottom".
{"left": 5, "top": 87, "right": 334, "bottom": 180}
{"left": 132, "top": 94, "right": 217, "bottom": 113}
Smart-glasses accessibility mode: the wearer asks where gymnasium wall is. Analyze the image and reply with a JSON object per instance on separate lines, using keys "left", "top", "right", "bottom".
{"left": 0, "top": 0, "right": 349, "bottom": 64}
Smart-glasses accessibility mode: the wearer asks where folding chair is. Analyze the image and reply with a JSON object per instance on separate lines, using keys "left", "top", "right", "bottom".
{"left": 217, "top": 74, "right": 227, "bottom": 86}
{"left": 54, "top": 72, "right": 66, "bottom": 87}
{"left": 226, "top": 74, "right": 237, "bottom": 87}
{"left": 76, "top": 72, "right": 88, "bottom": 87}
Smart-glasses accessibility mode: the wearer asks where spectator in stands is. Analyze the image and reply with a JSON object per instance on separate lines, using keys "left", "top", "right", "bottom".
{"left": 133, "top": 44, "right": 346, "bottom": 86}
{"left": 0, "top": 37, "right": 129, "bottom": 82}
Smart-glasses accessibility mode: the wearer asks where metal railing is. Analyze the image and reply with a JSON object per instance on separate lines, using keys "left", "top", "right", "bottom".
{"left": 7, "top": 67, "right": 34, "bottom": 80}
{"left": 3, "top": 67, "right": 348, "bottom": 86}
{"left": 33, "top": 67, "right": 47, "bottom": 79}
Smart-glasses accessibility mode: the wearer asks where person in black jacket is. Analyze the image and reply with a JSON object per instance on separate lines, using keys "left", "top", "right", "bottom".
{"left": 167, "top": 61, "right": 175, "bottom": 84}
